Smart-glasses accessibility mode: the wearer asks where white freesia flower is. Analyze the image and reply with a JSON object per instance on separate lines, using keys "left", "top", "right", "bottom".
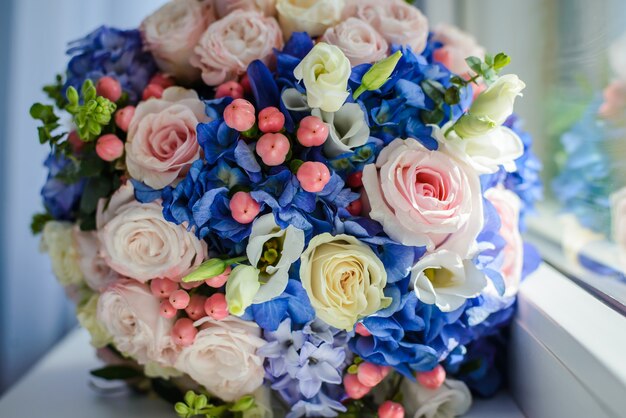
{"left": 300, "top": 233, "right": 390, "bottom": 330}
{"left": 294, "top": 42, "right": 351, "bottom": 113}
{"left": 77, "top": 292, "right": 112, "bottom": 348}
{"left": 281, "top": 88, "right": 310, "bottom": 112}
{"left": 276, "top": 0, "right": 344, "bottom": 39}
{"left": 246, "top": 214, "right": 305, "bottom": 303}
{"left": 442, "top": 123, "right": 524, "bottom": 174}
{"left": 40, "top": 221, "right": 83, "bottom": 287}
{"left": 320, "top": 17, "right": 388, "bottom": 66}
{"left": 411, "top": 250, "right": 487, "bottom": 312}
{"left": 226, "top": 265, "right": 261, "bottom": 316}
{"left": 312, "top": 103, "right": 370, "bottom": 157}
{"left": 176, "top": 316, "right": 266, "bottom": 402}
{"left": 402, "top": 378, "right": 472, "bottom": 418}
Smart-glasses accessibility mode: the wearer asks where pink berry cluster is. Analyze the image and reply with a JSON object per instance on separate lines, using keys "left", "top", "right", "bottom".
{"left": 149, "top": 267, "right": 231, "bottom": 347}
{"left": 219, "top": 81, "right": 334, "bottom": 195}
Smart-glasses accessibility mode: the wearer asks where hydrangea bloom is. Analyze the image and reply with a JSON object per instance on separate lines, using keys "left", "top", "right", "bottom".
{"left": 41, "top": 152, "right": 85, "bottom": 221}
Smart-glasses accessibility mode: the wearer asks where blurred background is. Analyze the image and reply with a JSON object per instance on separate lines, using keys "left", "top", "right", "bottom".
{"left": 1, "top": 0, "right": 625, "bottom": 395}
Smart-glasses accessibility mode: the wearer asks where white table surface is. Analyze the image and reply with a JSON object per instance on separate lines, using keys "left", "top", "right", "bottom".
{"left": 0, "top": 328, "right": 525, "bottom": 417}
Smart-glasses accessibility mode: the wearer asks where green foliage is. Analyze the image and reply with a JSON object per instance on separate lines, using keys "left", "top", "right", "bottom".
{"left": 465, "top": 52, "right": 511, "bottom": 85}
{"left": 29, "top": 102, "right": 68, "bottom": 153}
{"left": 66, "top": 79, "right": 117, "bottom": 142}
{"left": 30, "top": 212, "right": 53, "bottom": 234}
{"left": 174, "top": 391, "right": 256, "bottom": 418}
{"left": 43, "top": 74, "right": 67, "bottom": 109}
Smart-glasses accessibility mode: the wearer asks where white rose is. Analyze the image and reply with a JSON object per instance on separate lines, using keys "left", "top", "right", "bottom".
{"left": 140, "top": 0, "right": 216, "bottom": 83}
{"left": 97, "top": 183, "right": 206, "bottom": 283}
{"left": 215, "top": 0, "right": 276, "bottom": 18}
{"left": 176, "top": 316, "right": 266, "bottom": 402}
{"left": 40, "top": 221, "right": 83, "bottom": 287}
{"left": 246, "top": 214, "right": 305, "bottom": 303}
{"left": 411, "top": 250, "right": 487, "bottom": 312}
{"left": 311, "top": 102, "right": 370, "bottom": 157}
{"left": 442, "top": 123, "right": 524, "bottom": 174}
{"left": 320, "top": 18, "right": 388, "bottom": 66}
{"left": 294, "top": 42, "right": 351, "bottom": 113}
{"left": 343, "top": 0, "right": 429, "bottom": 53}
{"left": 191, "top": 10, "right": 283, "bottom": 86}
{"left": 432, "top": 24, "right": 486, "bottom": 77}
{"left": 97, "top": 279, "right": 179, "bottom": 368}
{"left": 276, "top": 0, "right": 345, "bottom": 39}
{"left": 77, "top": 292, "right": 112, "bottom": 348}
{"left": 362, "top": 138, "right": 483, "bottom": 257}
{"left": 402, "top": 378, "right": 472, "bottom": 418}
{"left": 299, "top": 233, "right": 390, "bottom": 330}
{"left": 485, "top": 188, "right": 524, "bottom": 297}
{"left": 126, "top": 87, "right": 208, "bottom": 190}
{"left": 73, "top": 229, "right": 117, "bottom": 291}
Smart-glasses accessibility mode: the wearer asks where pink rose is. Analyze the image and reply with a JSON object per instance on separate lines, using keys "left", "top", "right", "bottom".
{"left": 141, "top": 0, "right": 216, "bottom": 83}
{"left": 73, "top": 228, "right": 118, "bottom": 291}
{"left": 215, "top": 0, "right": 276, "bottom": 18}
{"left": 362, "top": 138, "right": 483, "bottom": 257}
{"left": 432, "top": 24, "right": 486, "bottom": 77}
{"left": 97, "top": 183, "right": 207, "bottom": 283}
{"left": 343, "top": 0, "right": 428, "bottom": 54}
{"left": 125, "top": 87, "right": 208, "bottom": 189}
{"left": 175, "top": 317, "right": 266, "bottom": 402}
{"left": 598, "top": 80, "right": 626, "bottom": 120}
{"left": 97, "top": 279, "right": 179, "bottom": 368}
{"left": 485, "top": 188, "right": 523, "bottom": 297}
{"left": 191, "top": 10, "right": 283, "bottom": 86}
{"left": 321, "top": 18, "right": 388, "bottom": 66}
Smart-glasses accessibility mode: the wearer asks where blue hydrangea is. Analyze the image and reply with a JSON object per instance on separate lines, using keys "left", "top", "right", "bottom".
{"left": 65, "top": 26, "right": 156, "bottom": 103}
{"left": 41, "top": 152, "right": 85, "bottom": 221}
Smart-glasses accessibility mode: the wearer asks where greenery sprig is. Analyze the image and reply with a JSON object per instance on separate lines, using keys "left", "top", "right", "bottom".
{"left": 175, "top": 391, "right": 256, "bottom": 418}
{"left": 66, "top": 79, "right": 117, "bottom": 142}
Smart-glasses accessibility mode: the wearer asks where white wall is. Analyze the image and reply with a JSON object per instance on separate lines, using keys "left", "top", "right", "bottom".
{"left": 0, "top": 0, "right": 166, "bottom": 392}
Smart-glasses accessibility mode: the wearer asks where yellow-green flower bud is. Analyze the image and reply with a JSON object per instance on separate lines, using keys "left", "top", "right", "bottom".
{"left": 353, "top": 51, "right": 403, "bottom": 100}
{"left": 226, "top": 265, "right": 261, "bottom": 316}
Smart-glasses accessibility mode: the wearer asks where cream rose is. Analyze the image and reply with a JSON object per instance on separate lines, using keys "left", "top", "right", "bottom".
{"left": 312, "top": 103, "right": 370, "bottom": 157}
{"left": 215, "top": 0, "right": 276, "bottom": 18}
{"left": 97, "top": 183, "right": 206, "bottom": 282}
{"left": 321, "top": 18, "right": 388, "bottom": 66}
{"left": 362, "top": 138, "right": 483, "bottom": 257}
{"left": 40, "top": 221, "right": 83, "bottom": 287}
{"left": 294, "top": 42, "right": 351, "bottom": 113}
{"left": 276, "top": 0, "right": 344, "bottom": 39}
{"left": 126, "top": 87, "right": 208, "bottom": 189}
{"left": 299, "top": 233, "right": 390, "bottom": 331}
{"left": 73, "top": 229, "right": 117, "bottom": 291}
{"left": 140, "top": 0, "right": 216, "bottom": 83}
{"left": 191, "top": 10, "right": 283, "bottom": 86}
{"left": 485, "top": 188, "right": 524, "bottom": 297}
{"left": 343, "top": 0, "right": 429, "bottom": 53}
{"left": 97, "top": 279, "right": 179, "bottom": 368}
{"left": 402, "top": 378, "right": 472, "bottom": 418}
{"left": 432, "top": 24, "right": 486, "bottom": 77}
{"left": 77, "top": 292, "right": 112, "bottom": 348}
{"left": 176, "top": 316, "right": 266, "bottom": 402}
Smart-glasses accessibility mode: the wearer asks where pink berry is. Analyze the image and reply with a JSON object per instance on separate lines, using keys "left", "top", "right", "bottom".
{"left": 355, "top": 322, "right": 371, "bottom": 337}
{"left": 115, "top": 106, "right": 135, "bottom": 132}
{"left": 347, "top": 197, "right": 363, "bottom": 216}
{"left": 149, "top": 73, "right": 175, "bottom": 89}
{"left": 416, "top": 364, "right": 446, "bottom": 390}
{"left": 143, "top": 83, "right": 164, "bottom": 100}
{"left": 67, "top": 130, "right": 84, "bottom": 154}
{"left": 172, "top": 318, "right": 198, "bottom": 346}
{"left": 357, "top": 363, "right": 385, "bottom": 388}
{"left": 378, "top": 401, "right": 405, "bottom": 418}
{"left": 159, "top": 300, "right": 178, "bottom": 319}
{"left": 343, "top": 373, "right": 371, "bottom": 400}
{"left": 256, "top": 133, "right": 290, "bottom": 166}
{"left": 204, "top": 293, "right": 229, "bottom": 320}
{"left": 224, "top": 98, "right": 256, "bottom": 132}
{"left": 206, "top": 265, "right": 231, "bottom": 288}
{"left": 185, "top": 295, "right": 207, "bottom": 321}
{"left": 169, "top": 289, "right": 191, "bottom": 310}
{"left": 150, "top": 278, "right": 179, "bottom": 298}
{"left": 297, "top": 162, "right": 331, "bottom": 193}
{"left": 258, "top": 107, "right": 285, "bottom": 133}
{"left": 230, "top": 191, "right": 261, "bottom": 224}
{"left": 96, "top": 76, "right": 122, "bottom": 102}
{"left": 297, "top": 116, "right": 328, "bottom": 147}
{"left": 95, "top": 134, "right": 124, "bottom": 161}
{"left": 346, "top": 171, "right": 363, "bottom": 188}
{"left": 215, "top": 81, "right": 244, "bottom": 100}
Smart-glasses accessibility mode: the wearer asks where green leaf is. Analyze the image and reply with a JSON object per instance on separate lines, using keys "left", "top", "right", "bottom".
{"left": 465, "top": 56, "right": 483, "bottom": 75}
{"left": 31, "top": 212, "right": 53, "bottom": 234}
{"left": 90, "top": 365, "right": 142, "bottom": 380}
{"left": 420, "top": 107, "right": 444, "bottom": 125}
{"left": 444, "top": 86, "right": 461, "bottom": 106}
{"left": 79, "top": 177, "right": 112, "bottom": 214}
{"left": 175, "top": 402, "right": 191, "bottom": 418}
{"left": 420, "top": 80, "right": 444, "bottom": 102}
{"left": 229, "top": 395, "right": 255, "bottom": 412}
{"left": 184, "top": 391, "right": 197, "bottom": 407}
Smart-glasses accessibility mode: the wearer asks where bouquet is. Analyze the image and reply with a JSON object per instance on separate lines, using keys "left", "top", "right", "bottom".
{"left": 32, "top": 1, "right": 541, "bottom": 417}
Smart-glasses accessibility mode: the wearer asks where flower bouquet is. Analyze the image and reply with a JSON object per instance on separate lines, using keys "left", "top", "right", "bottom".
{"left": 32, "top": 1, "right": 541, "bottom": 417}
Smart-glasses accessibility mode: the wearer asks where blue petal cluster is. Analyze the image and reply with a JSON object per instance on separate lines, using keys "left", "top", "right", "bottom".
{"left": 65, "top": 26, "right": 156, "bottom": 103}
{"left": 41, "top": 152, "right": 85, "bottom": 221}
